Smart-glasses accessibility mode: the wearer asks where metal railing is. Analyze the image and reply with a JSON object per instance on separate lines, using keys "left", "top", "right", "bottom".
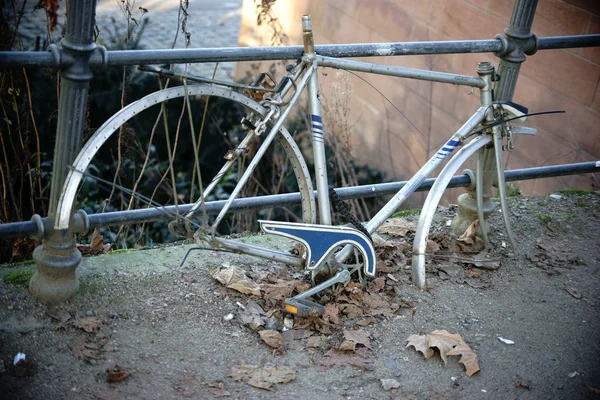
{"left": 0, "top": 0, "right": 599, "bottom": 303}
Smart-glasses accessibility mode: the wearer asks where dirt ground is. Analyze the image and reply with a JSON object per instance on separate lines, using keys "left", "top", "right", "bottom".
{"left": 1, "top": 192, "right": 599, "bottom": 399}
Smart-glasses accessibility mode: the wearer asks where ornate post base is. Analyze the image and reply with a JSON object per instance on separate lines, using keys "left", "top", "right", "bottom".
{"left": 452, "top": 192, "right": 496, "bottom": 234}
{"left": 30, "top": 236, "right": 81, "bottom": 303}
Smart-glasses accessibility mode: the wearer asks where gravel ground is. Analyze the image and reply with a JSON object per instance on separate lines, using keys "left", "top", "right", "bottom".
{"left": 0, "top": 192, "right": 599, "bottom": 399}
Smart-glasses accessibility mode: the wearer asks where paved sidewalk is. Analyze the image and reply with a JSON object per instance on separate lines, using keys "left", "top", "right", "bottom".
{"left": 7, "top": 0, "right": 243, "bottom": 79}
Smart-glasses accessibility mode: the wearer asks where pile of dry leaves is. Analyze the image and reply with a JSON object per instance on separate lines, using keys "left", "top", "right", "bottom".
{"left": 208, "top": 216, "right": 487, "bottom": 389}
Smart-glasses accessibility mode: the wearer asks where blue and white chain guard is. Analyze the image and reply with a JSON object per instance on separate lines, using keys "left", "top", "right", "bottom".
{"left": 259, "top": 220, "right": 376, "bottom": 277}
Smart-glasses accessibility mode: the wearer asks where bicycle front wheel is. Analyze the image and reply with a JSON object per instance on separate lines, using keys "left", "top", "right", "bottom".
{"left": 55, "top": 84, "right": 316, "bottom": 247}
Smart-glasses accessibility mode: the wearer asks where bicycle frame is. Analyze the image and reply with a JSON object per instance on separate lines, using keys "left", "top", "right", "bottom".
{"left": 54, "top": 15, "right": 511, "bottom": 289}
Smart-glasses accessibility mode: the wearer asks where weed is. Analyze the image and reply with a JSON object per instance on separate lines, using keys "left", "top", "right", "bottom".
{"left": 108, "top": 248, "right": 138, "bottom": 255}
{"left": 506, "top": 183, "right": 522, "bottom": 197}
{"left": 109, "top": 294, "right": 125, "bottom": 306}
{"left": 556, "top": 189, "right": 597, "bottom": 196}
{"left": 3, "top": 269, "right": 34, "bottom": 287}
{"left": 0, "top": 259, "right": 36, "bottom": 269}
{"left": 79, "top": 277, "right": 103, "bottom": 294}
{"left": 538, "top": 214, "right": 552, "bottom": 224}
{"left": 391, "top": 208, "right": 421, "bottom": 218}
{"left": 564, "top": 212, "right": 577, "bottom": 221}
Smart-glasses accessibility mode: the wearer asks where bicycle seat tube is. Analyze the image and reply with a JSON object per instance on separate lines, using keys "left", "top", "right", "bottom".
{"left": 303, "top": 15, "right": 331, "bottom": 225}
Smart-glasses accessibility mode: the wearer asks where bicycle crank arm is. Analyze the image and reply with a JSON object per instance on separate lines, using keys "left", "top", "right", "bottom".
{"left": 283, "top": 269, "right": 350, "bottom": 316}
{"left": 259, "top": 220, "right": 376, "bottom": 277}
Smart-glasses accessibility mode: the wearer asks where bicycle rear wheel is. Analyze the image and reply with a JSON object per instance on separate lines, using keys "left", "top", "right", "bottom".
{"left": 55, "top": 84, "right": 316, "bottom": 247}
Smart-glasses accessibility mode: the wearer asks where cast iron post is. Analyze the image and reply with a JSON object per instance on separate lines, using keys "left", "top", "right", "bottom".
{"left": 495, "top": 0, "right": 539, "bottom": 101}
{"left": 453, "top": 0, "right": 538, "bottom": 238}
{"left": 30, "top": 0, "right": 97, "bottom": 303}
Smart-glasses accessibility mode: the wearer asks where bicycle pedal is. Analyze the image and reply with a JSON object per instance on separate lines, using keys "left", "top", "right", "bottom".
{"left": 283, "top": 298, "right": 325, "bottom": 317}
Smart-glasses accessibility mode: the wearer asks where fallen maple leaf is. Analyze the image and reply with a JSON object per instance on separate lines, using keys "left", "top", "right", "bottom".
{"left": 106, "top": 364, "right": 130, "bottom": 383}
{"left": 447, "top": 343, "right": 480, "bottom": 376}
{"left": 406, "top": 330, "right": 480, "bottom": 377}
{"left": 405, "top": 334, "right": 434, "bottom": 359}
{"left": 407, "top": 329, "right": 464, "bottom": 365}
{"left": 73, "top": 316, "right": 102, "bottom": 332}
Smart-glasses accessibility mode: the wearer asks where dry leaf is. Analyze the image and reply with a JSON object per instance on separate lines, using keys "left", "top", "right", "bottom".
{"left": 447, "top": 343, "right": 480, "bottom": 376}
{"left": 424, "top": 330, "right": 465, "bottom": 365}
{"left": 207, "top": 381, "right": 231, "bottom": 397}
{"left": 378, "top": 218, "right": 417, "bottom": 237}
{"left": 71, "top": 338, "right": 104, "bottom": 360}
{"left": 78, "top": 229, "right": 111, "bottom": 255}
{"left": 259, "top": 330, "right": 284, "bottom": 349}
{"left": 405, "top": 334, "right": 435, "bottom": 359}
{"left": 343, "top": 329, "right": 372, "bottom": 349}
{"left": 426, "top": 239, "right": 440, "bottom": 253}
{"left": 212, "top": 265, "right": 262, "bottom": 296}
{"left": 261, "top": 283, "right": 293, "bottom": 303}
{"left": 339, "top": 339, "right": 357, "bottom": 352}
{"left": 306, "top": 335, "right": 329, "bottom": 349}
{"left": 239, "top": 309, "right": 265, "bottom": 331}
{"left": 73, "top": 316, "right": 102, "bottom": 333}
{"left": 11, "top": 237, "right": 39, "bottom": 260}
{"left": 362, "top": 292, "right": 395, "bottom": 317}
{"left": 406, "top": 330, "right": 480, "bottom": 377}
{"left": 319, "top": 348, "right": 371, "bottom": 369}
{"left": 371, "top": 277, "right": 386, "bottom": 291}
{"left": 406, "top": 330, "right": 465, "bottom": 364}
{"left": 230, "top": 364, "right": 296, "bottom": 390}
{"left": 106, "top": 364, "right": 130, "bottom": 383}
{"left": 282, "top": 329, "right": 313, "bottom": 341}
{"left": 92, "top": 387, "right": 120, "bottom": 400}
{"left": 172, "top": 369, "right": 204, "bottom": 398}
{"left": 566, "top": 287, "right": 582, "bottom": 299}
{"left": 459, "top": 219, "right": 479, "bottom": 241}
{"left": 588, "top": 386, "right": 600, "bottom": 395}
{"left": 323, "top": 304, "right": 340, "bottom": 325}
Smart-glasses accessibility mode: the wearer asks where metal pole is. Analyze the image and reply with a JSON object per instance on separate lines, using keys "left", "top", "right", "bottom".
{"left": 494, "top": 0, "right": 539, "bottom": 101}
{"left": 2, "top": 161, "right": 597, "bottom": 240}
{"left": 3, "top": 34, "right": 599, "bottom": 70}
{"left": 30, "top": 0, "right": 97, "bottom": 303}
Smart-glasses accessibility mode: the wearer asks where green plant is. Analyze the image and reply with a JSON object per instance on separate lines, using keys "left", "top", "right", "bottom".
{"left": 538, "top": 214, "right": 552, "bottom": 224}
{"left": 391, "top": 208, "right": 421, "bottom": 218}
{"left": 79, "top": 277, "right": 103, "bottom": 294}
{"left": 556, "top": 189, "right": 597, "bottom": 196}
{"left": 3, "top": 269, "right": 34, "bottom": 286}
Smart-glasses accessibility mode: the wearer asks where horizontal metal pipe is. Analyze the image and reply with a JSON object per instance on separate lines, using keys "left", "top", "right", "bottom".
{"left": 0, "top": 161, "right": 597, "bottom": 239}
{"left": 317, "top": 56, "right": 486, "bottom": 88}
{"left": 537, "top": 34, "right": 600, "bottom": 50}
{"left": 0, "top": 51, "right": 57, "bottom": 68}
{"left": 2, "top": 35, "right": 598, "bottom": 69}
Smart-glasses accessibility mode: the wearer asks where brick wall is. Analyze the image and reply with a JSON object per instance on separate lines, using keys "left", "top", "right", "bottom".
{"left": 236, "top": 0, "right": 600, "bottom": 204}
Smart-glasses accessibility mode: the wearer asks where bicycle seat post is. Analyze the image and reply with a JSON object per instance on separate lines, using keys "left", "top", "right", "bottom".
{"left": 302, "top": 15, "right": 332, "bottom": 225}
